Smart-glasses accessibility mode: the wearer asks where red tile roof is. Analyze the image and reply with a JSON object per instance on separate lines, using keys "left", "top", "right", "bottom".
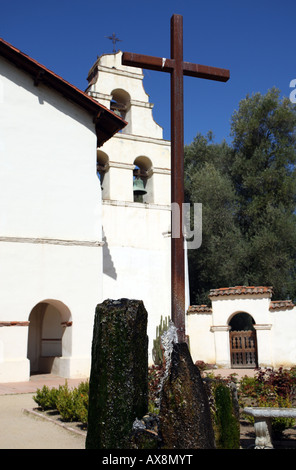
{"left": 188, "top": 288, "right": 295, "bottom": 314}
{"left": 0, "top": 38, "right": 127, "bottom": 146}
{"left": 187, "top": 305, "right": 212, "bottom": 314}
{"left": 209, "top": 286, "right": 273, "bottom": 298}
{"left": 269, "top": 300, "right": 295, "bottom": 311}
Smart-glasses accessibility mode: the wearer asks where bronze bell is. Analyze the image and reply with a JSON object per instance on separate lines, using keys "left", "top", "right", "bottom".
{"left": 133, "top": 177, "right": 147, "bottom": 196}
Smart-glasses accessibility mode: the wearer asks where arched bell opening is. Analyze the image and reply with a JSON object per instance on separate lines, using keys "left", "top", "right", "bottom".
{"left": 110, "top": 88, "right": 131, "bottom": 133}
{"left": 133, "top": 156, "right": 153, "bottom": 203}
{"left": 97, "top": 150, "right": 110, "bottom": 199}
{"left": 228, "top": 312, "right": 258, "bottom": 369}
{"left": 27, "top": 300, "right": 72, "bottom": 376}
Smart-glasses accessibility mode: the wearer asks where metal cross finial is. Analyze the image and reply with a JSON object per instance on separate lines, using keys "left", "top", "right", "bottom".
{"left": 105, "top": 33, "right": 122, "bottom": 53}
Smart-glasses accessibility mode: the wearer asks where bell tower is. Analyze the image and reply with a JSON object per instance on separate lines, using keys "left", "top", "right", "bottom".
{"left": 86, "top": 50, "right": 172, "bottom": 364}
{"left": 86, "top": 51, "right": 164, "bottom": 139}
{"left": 86, "top": 50, "right": 171, "bottom": 205}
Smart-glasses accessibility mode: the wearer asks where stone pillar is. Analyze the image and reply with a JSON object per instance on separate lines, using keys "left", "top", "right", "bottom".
{"left": 210, "top": 325, "right": 231, "bottom": 368}
{"left": 85, "top": 299, "right": 148, "bottom": 449}
{"left": 159, "top": 342, "right": 216, "bottom": 449}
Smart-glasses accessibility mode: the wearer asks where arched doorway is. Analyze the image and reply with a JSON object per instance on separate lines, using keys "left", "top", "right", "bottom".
{"left": 229, "top": 312, "right": 258, "bottom": 368}
{"left": 27, "top": 300, "right": 71, "bottom": 375}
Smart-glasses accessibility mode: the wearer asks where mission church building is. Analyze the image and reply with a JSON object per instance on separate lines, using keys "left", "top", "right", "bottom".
{"left": 2, "top": 39, "right": 294, "bottom": 385}
{"left": 0, "top": 40, "right": 172, "bottom": 382}
{"left": 0, "top": 39, "right": 126, "bottom": 382}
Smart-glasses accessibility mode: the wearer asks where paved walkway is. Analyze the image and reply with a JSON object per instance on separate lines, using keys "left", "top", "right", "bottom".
{"left": 0, "top": 373, "right": 86, "bottom": 396}
{"left": 0, "top": 374, "right": 87, "bottom": 449}
{"left": 0, "top": 393, "right": 86, "bottom": 449}
{"left": 0, "top": 370, "right": 256, "bottom": 449}
{"left": 206, "top": 367, "right": 257, "bottom": 380}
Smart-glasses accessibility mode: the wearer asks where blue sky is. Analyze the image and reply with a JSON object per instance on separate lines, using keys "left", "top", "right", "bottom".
{"left": 1, "top": 0, "right": 295, "bottom": 144}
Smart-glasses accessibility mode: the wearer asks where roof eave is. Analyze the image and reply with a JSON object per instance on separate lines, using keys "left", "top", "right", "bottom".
{"left": 0, "top": 38, "right": 127, "bottom": 146}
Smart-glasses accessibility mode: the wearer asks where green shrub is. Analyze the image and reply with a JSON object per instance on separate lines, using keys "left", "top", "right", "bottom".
{"left": 239, "top": 375, "right": 261, "bottom": 400}
{"left": 55, "top": 383, "right": 77, "bottom": 421}
{"left": 77, "top": 380, "right": 89, "bottom": 396}
{"left": 213, "top": 383, "right": 240, "bottom": 449}
{"left": 33, "top": 380, "right": 89, "bottom": 426}
{"left": 74, "top": 381, "right": 89, "bottom": 425}
{"left": 73, "top": 391, "right": 88, "bottom": 425}
{"left": 56, "top": 381, "right": 89, "bottom": 424}
{"left": 258, "top": 394, "right": 295, "bottom": 437}
{"left": 239, "top": 368, "right": 296, "bottom": 437}
{"left": 33, "top": 385, "right": 60, "bottom": 410}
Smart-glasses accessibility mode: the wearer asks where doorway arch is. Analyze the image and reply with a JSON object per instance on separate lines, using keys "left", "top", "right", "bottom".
{"left": 27, "top": 300, "right": 72, "bottom": 375}
{"left": 229, "top": 312, "right": 258, "bottom": 368}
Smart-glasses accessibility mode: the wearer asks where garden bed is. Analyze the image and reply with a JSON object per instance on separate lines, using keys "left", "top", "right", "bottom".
{"left": 31, "top": 365, "right": 296, "bottom": 449}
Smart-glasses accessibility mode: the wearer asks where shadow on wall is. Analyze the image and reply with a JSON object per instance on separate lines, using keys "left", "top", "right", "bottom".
{"left": 102, "top": 229, "right": 117, "bottom": 280}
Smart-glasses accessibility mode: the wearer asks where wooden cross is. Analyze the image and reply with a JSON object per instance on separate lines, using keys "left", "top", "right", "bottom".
{"left": 122, "top": 14, "right": 230, "bottom": 343}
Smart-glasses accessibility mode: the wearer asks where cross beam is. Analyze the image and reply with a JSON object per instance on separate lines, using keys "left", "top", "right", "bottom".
{"left": 122, "top": 14, "right": 229, "bottom": 343}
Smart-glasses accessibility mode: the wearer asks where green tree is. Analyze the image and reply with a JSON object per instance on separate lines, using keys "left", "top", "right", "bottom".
{"left": 184, "top": 133, "right": 245, "bottom": 304}
{"left": 229, "top": 88, "right": 296, "bottom": 299}
{"left": 185, "top": 89, "right": 296, "bottom": 304}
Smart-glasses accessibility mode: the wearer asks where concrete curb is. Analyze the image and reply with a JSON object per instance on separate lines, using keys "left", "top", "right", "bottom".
{"left": 22, "top": 407, "right": 87, "bottom": 437}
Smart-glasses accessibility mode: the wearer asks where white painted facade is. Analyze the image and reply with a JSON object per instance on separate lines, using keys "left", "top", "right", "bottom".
{"left": 187, "top": 286, "right": 296, "bottom": 370}
{"left": 86, "top": 52, "right": 172, "bottom": 363}
{"left": 0, "top": 44, "right": 172, "bottom": 382}
{"left": 3, "top": 43, "right": 294, "bottom": 382}
{"left": 0, "top": 45, "right": 123, "bottom": 382}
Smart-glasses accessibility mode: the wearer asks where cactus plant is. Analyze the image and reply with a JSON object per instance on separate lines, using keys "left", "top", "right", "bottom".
{"left": 152, "top": 316, "right": 169, "bottom": 366}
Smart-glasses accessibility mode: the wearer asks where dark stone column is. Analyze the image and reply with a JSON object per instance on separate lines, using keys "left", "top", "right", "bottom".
{"left": 85, "top": 299, "right": 148, "bottom": 449}
{"left": 159, "top": 342, "right": 216, "bottom": 449}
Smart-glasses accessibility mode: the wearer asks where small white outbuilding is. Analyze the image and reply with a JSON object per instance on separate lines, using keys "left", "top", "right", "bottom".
{"left": 187, "top": 286, "right": 296, "bottom": 370}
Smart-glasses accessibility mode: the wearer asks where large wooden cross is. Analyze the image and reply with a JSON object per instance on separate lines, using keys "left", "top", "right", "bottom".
{"left": 122, "top": 14, "right": 230, "bottom": 343}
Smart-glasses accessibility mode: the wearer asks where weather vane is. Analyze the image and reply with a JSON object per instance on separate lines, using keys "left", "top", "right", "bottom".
{"left": 105, "top": 33, "right": 122, "bottom": 53}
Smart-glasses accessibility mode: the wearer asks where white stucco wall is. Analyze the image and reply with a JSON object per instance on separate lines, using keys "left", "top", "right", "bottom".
{"left": 102, "top": 201, "right": 171, "bottom": 363}
{"left": 187, "top": 312, "right": 215, "bottom": 364}
{"left": 0, "top": 57, "right": 103, "bottom": 381}
{"left": 88, "top": 52, "right": 171, "bottom": 363}
{"left": 187, "top": 291, "right": 296, "bottom": 370}
{"left": 88, "top": 52, "right": 172, "bottom": 363}
{"left": 0, "top": 57, "right": 101, "bottom": 242}
{"left": 211, "top": 295, "right": 273, "bottom": 368}
{"left": 272, "top": 308, "right": 296, "bottom": 367}
{"left": 211, "top": 295, "right": 272, "bottom": 326}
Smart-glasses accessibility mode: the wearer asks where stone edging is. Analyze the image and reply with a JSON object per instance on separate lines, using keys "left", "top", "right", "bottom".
{"left": 22, "top": 408, "right": 86, "bottom": 437}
